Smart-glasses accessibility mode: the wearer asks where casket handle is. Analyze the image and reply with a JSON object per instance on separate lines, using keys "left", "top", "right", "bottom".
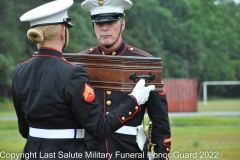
{"left": 129, "top": 72, "right": 155, "bottom": 83}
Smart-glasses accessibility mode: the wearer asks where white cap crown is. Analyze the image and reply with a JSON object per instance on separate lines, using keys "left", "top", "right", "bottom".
{"left": 81, "top": 0, "right": 132, "bottom": 15}
{"left": 20, "top": 0, "right": 74, "bottom": 27}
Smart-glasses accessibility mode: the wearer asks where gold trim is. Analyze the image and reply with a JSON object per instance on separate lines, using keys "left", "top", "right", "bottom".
{"left": 164, "top": 138, "right": 172, "bottom": 143}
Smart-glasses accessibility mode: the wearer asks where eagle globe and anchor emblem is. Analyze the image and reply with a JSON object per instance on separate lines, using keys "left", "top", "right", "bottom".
{"left": 98, "top": 0, "right": 104, "bottom": 6}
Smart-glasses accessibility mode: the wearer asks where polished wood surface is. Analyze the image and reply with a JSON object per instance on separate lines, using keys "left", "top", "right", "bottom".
{"left": 63, "top": 54, "right": 163, "bottom": 92}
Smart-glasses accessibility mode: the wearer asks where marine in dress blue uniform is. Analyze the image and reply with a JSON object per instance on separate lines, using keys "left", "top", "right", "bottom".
{"left": 12, "top": 1, "right": 154, "bottom": 160}
{"left": 80, "top": 0, "right": 171, "bottom": 160}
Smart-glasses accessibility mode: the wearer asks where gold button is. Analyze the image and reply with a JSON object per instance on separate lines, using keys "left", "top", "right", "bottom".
{"left": 135, "top": 140, "right": 137, "bottom": 143}
{"left": 122, "top": 117, "right": 125, "bottom": 121}
{"left": 90, "top": 48, "right": 93, "bottom": 51}
{"left": 106, "top": 91, "right": 111, "bottom": 95}
{"left": 106, "top": 100, "right": 111, "bottom": 105}
{"left": 106, "top": 112, "right": 109, "bottom": 114}
{"left": 128, "top": 112, "right": 132, "bottom": 116}
{"left": 130, "top": 47, "right": 134, "bottom": 51}
{"left": 112, "top": 51, "right": 116, "bottom": 55}
{"left": 135, "top": 106, "right": 138, "bottom": 110}
{"left": 166, "top": 148, "right": 169, "bottom": 151}
{"left": 102, "top": 51, "right": 105, "bottom": 55}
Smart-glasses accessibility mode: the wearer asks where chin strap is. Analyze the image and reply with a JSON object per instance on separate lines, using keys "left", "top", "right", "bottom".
{"left": 62, "top": 24, "right": 68, "bottom": 51}
{"left": 104, "top": 19, "right": 123, "bottom": 49}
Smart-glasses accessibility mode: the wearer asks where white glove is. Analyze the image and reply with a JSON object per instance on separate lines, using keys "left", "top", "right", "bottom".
{"left": 129, "top": 79, "right": 155, "bottom": 105}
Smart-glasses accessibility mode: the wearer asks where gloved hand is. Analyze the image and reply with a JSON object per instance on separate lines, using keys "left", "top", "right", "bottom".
{"left": 129, "top": 79, "right": 155, "bottom": 105}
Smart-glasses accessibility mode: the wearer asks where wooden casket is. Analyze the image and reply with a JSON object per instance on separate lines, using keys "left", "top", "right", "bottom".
{"left": 63, "top": 54, "right": 163, "bottom": 92}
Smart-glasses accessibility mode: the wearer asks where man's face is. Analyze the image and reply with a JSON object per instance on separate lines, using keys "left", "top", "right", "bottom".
{"left": 94, "top": 19, "right": 125, "bottom": 48}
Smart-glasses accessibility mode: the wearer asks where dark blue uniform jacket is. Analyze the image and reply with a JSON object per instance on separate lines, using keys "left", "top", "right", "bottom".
{"left": 12, "top": 47, "right": 142, "bottom": 160}
{"left": 79, "top": 41, "right": 171, "bottom": 160}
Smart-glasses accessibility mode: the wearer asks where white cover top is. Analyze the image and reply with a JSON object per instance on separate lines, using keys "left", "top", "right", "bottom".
{"left": 81, "top": 0, "right": 132, "bottom": 15}
{"left": 20, "top": 0, "right": 74, "bottom": 27}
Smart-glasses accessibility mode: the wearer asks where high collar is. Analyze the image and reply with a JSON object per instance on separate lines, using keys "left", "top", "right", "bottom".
{"left": 97, "top": 40, "right": 127, "bottom": 56}
{"left": 38, "top": 47, "right": 63, "bottom": 58}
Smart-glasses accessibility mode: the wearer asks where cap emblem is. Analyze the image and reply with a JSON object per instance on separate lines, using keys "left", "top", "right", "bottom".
{"left": 98, "top": 0, "right": 104, "bottom": 6}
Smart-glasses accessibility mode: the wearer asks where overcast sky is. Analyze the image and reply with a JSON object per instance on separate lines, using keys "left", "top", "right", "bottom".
{"left": 233, "top": 0, "right": 240, "bottom": 3}
{"left": 215, "top": 0, "right": 240, "bottom": 4}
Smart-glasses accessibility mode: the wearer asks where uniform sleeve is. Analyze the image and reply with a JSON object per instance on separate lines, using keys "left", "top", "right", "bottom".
{"left": 64, "top": 65, "right": 141, "bottom": 142}
{"left": 12, "top": 68, "right": 29, "bottom": 139}
{"left": 145, "top": 90, "right": 171, "bottom": 160}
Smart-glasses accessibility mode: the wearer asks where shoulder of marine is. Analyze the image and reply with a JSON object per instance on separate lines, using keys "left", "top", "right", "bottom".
{"left": 17, "top": 58, "right": 33, "bottom": 66}
{"left": 78, "top": 41, "right": 153, "bottom": 57}
{"left": 126, "top": 45, "right": 153, "bottom": 57}
{"left": 78, "top": 47, "right": 96, "bottom": 54}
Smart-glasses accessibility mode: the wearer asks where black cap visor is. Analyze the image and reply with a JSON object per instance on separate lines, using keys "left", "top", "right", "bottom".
{"left": 91, "top": 13, "right": 124, "bottom": 23}
{"left": 66, "top": 22, "right": 74, "bottom": 28}
{"left": 30, "top": 17, "right": 74, "bottom": 28}
{"left": 63, "top": 18, "right": 74, "bottom": 28}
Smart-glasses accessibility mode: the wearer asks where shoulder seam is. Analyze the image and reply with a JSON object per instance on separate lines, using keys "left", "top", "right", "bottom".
{"left": 17, "top": 58, "right": 33, "bottom": 66}
{"left": 127, "top": 46, "right": 153, "bottom": 57}
{"left": 60, "top": 58, "right": 75, "bottom": 67}
{"left": 78, "top": 47, "right": 96, "bottom": 54}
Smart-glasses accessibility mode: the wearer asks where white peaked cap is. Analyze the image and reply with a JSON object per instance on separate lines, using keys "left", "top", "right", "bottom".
{"left": 81, "top": 0, "right": 132, "bottom": 15}
{"left": 20, "top": 0, "right": 74, "bottom": 27}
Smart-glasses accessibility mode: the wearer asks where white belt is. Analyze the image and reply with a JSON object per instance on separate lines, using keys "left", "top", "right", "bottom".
{"left": 115, "top": 125, "right": 146, "bottom": 151}
{"left": 29, "top": 127, "right": 84, "bottom": 139}
{"left": 115, "top": 125, "right": 138, "bottom": 135}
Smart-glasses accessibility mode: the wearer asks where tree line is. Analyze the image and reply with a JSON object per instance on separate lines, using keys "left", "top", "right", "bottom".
{"left": 0, "top": 0, "right": 239, "bottom": 98}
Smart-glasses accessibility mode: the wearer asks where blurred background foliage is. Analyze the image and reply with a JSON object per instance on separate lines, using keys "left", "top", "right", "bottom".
{"left": 0, "top": 0, "right": 239, "bottom": 98}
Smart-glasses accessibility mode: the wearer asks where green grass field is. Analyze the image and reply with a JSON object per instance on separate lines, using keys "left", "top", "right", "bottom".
{"left": 0, "top": 98, "right": 239, "bottom": 160}
{"left": 168, "top": 116, "right": 240, "bottom": 160}
{"left": 198, "top": 98, "right": 240, "bottom": 112}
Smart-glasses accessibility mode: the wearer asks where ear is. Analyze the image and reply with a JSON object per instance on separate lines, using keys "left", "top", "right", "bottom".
{"left": 121, "top": 19, "right": 125, "bottom": 31}
{"left": 60, "top": 27, "right": 65, "bottom": 40}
